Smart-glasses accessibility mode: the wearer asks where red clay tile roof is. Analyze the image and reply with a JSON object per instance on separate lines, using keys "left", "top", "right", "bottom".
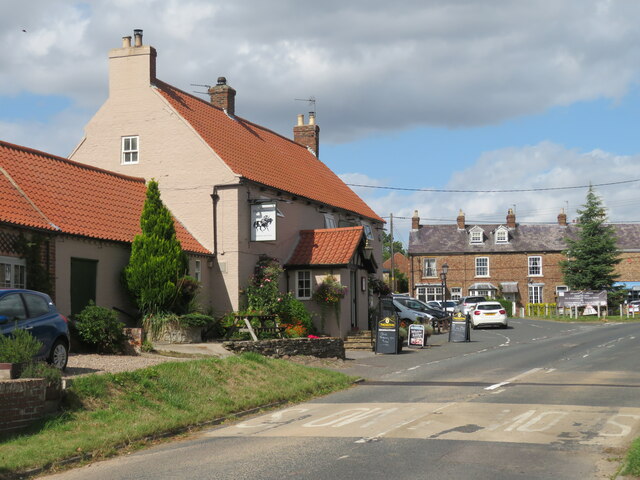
{"left": 382, "top": 252, "right": 410, "bottom": 276}
{"left": 0, "top": 140, "right": 208, "bottom": 254}
{"left": 286, "top": 226, "right": 365, "bottom": 266}
{"left": 154, "top": 81, "right": 383, "bottom": 223}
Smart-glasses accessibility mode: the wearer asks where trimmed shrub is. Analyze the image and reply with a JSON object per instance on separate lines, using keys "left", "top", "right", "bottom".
{"left": 0, "top": 327, "right": 42, "bottom": 363}
{"left": 74, "top": 302, "right": 125, "bottom": 353}
{"left": 20, "top": 362, "right": 62, "bottom": 390}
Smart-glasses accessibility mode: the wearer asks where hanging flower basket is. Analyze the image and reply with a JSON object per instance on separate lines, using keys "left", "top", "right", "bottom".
{"left": 313, "top": 275, "right": 348, "bottom": 331}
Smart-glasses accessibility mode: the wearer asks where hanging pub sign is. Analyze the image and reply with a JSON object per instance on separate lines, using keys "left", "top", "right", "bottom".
{"left": 251, "top": 203, "right": 276, "bottom": 241}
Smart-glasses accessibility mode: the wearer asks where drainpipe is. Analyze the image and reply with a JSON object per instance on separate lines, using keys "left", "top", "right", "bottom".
{"left": 211, "top": 182, "right": 242, "bottom": 258}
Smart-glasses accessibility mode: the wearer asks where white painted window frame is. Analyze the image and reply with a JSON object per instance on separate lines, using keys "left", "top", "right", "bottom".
{"left": 121, "top": 135, "right": 139, "bottom": 164}
{"left": 475, "top": 257, "right": 489, "bottom": 277}
{"left": 528, "top": 256, "right": 542, "bottom": 276}
{"left": 296, "top": 270, "right": 312, "bottom": 300}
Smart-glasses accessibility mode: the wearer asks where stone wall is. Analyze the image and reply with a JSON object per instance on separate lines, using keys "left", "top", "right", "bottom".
{"left": 223, "top": 337, "right": 345, "bottom": 359}
{"left": 0, "top": 378, "right": 47, "bottom": 434}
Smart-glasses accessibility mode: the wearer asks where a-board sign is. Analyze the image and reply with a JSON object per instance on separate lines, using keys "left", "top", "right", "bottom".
{"left": 408, "top": 324, "right": 426, "bottom": 348}
{"left": 449, "top": 319, "right": 469, "bottom": 343}
{"left": 376, "top": 316, "right": 398, "bottom": 354}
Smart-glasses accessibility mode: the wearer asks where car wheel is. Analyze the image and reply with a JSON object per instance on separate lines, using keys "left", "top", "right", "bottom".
{"left": 48, "top": 340, "right": 68, "bottom": 370}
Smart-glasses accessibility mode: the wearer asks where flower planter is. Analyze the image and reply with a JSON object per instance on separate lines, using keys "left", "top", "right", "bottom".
{"left": 151, "top": 324, "right": 202, "bottom": 344}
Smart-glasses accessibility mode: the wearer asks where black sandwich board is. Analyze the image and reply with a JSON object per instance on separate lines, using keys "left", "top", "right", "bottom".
{"left": 408, "top": 324, "right": 426, "bottom": 348}
{"left": 449, "top": 313, "right": 470, "bottom": 342}
{"left": 375, "top": 297, "right": 399, "bottom": 354}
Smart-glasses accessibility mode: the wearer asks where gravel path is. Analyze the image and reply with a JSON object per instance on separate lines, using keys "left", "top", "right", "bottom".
{"left": 63, "top": 352, "right": 350, "bottom": 378}
{"left": 63, "top": 352, "right": 191, "bottom": 377}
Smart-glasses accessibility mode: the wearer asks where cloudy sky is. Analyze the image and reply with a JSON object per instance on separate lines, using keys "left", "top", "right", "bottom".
{"left": 2, "top": 1, "right": 640, "bottom": 246}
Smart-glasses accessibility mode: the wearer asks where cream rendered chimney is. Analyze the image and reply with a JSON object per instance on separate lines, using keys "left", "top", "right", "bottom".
{"left": 108, "top": 29, "right": 157, "bottom": 96}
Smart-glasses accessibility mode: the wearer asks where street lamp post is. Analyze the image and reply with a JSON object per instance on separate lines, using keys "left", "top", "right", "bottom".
{"left": 440, "top": 263, "right": 449, "bottom": 304}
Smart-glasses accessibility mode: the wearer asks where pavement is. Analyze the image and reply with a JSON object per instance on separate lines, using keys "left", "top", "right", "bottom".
{"left": 151, "top": 332, "right": 451, "bottom": 362}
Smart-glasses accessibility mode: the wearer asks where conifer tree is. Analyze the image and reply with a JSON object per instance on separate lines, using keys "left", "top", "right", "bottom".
{"left": 560, "top": 186, "right": 620, "bottom": 290}
{"left": 124, "top": 180, "right": 188, "bottom": 314}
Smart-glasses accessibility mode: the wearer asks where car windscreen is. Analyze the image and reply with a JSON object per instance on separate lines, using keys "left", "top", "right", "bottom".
{"left": 477, "top": 303, "right": 502, "bottom": 311}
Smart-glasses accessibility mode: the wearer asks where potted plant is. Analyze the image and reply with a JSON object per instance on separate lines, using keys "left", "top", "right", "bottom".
{"left": 0, "top": 327, "right": 42, "bottom": 379}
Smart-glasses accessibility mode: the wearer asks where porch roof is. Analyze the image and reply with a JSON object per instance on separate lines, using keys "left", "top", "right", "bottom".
{"left": 286, "top": 227, "right": 365, "bottom": 267}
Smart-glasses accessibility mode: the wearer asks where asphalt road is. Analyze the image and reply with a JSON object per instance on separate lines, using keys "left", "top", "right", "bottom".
{"left": 41, "top": 319, "right": 640, "bottom": 480}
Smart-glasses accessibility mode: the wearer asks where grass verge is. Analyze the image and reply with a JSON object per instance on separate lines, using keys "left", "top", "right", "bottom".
{"left": 622, "top": 436, "right": 640, "bottom": 477}
{"left": 0, "top": 353, "right": 355, "bottom": 477}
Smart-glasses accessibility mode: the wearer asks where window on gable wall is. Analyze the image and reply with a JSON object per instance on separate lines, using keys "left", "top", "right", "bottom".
{"left": 475, "top": 257, "right": 489, "bottom": 277}
{"left": 296, "top": 271, "right": 312, "bottom": 299}
{"left": 528, "top": 256, "right": 542, "bottom": 276}
{"left": 423, "top": 258, "right": 437, "bottom": 277}
{"left": 0, "top": 256, "right": 26, "bottom": 288}
{"left": 121, "top": 136, "right": 139, "bottom": 164}
{"left": 194, "top": 260, "right": 201, "bottom": 281}
{"left": 495, "top": 228, "right": 508, "bottom": 244}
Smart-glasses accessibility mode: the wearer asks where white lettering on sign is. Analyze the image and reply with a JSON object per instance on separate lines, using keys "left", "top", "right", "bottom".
{"left": 599, "top": 414, "right": 640, "bottom": 437}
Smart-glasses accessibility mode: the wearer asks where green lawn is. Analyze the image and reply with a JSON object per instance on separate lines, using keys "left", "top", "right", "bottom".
{"left": 0, "top": 353, "right": 355, "bottom": 477}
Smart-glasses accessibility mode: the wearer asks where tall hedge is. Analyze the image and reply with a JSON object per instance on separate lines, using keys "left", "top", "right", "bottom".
{"left": 124, "top": 180, "right": 188, "bottom": 314}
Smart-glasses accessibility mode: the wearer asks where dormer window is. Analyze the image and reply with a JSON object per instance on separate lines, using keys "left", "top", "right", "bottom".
{"left": 495, "top": 226, "right": 509, "bottom": 244}
{"left": 469, "top": 226, "right": 484, "bottom": 244}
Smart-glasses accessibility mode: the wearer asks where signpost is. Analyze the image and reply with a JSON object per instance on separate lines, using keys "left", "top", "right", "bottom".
{"left": 375, "top": 297, "right": 399, "bottom": 354}
{"left": 449, "top": 312, "right": 470, "bottom": 343}
{"left": 408, "top": 324, "right": 426, "bottom": 348}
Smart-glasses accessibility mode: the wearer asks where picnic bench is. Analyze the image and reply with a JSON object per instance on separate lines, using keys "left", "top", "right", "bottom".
{"left": 225, "top": 314, "right": 286, "bottom": 341}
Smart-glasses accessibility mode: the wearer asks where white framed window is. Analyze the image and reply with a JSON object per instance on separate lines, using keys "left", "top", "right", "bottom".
{"left": 495, "top": 227, "right": 508, "bottom": 244}
{"left": 121, "top": 136, "right": 139, "bottom": 164}
{"left": 475, "top": 257, "right": 489, "bottom": 277}
{"left": 423, "top": 258, "right": 437, "bottom": 278}
{"left": 556, "top": 285, "right": 568, "bottom": 296}
{"left": 296, "top": 270, "right": 312, "bottom": 299}
{"left": 416, "top": 285, "right": 443, "bottom": 302}
{"left": 0, "top": 256, "right": 26, "bottom": 288}
{"left": 450, "top": 287, "right": 462, "bottom": 301}
{"left": 194, "top": 260, "right": 201, "bottom": 282}
{"left": 324, "top": 214, "right": 336, "bottom": 229}
{"left": 470, "top": 288, "right": 493, "bottom": 298}
{"left": 528, "top": 256, "right": 542, "bottom": 276}
{"left": 470, "top": 226, "right": 484, "bottom": 244}
{"left": 529, "top": 285, "right": 543, "bottom": 304}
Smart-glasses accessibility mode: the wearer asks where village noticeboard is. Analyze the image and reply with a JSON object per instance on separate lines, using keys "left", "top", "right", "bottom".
{"left": 557, "top": 290, "right": 607, "bottom": 308}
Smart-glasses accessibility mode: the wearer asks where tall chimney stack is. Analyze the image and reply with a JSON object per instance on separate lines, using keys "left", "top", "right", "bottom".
{"left": 507, "top": 208, "right": 516, "bottom": 229}
{"left": 457, "top": 209, "right": 466, "bottom": 229}
{"left": 208, "top": 77, "right": 236, "bottom": 116}
{"left": 558, "top": 208, "right": 567, "bottom": 226}
{"left": 293, "top": 112, "right": 320, "bottom": 157}
{"left": 108, "top": 29, "right": 157, "bottom": 96}
{"left": 412, "top": 210, "right": 420, "bottom": 230}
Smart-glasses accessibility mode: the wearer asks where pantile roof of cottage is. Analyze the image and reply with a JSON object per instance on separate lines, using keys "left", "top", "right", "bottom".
{"left": 154, "top": 81, "right": 382, "bottom": 223}
{"left": 286, "top": 226, "right": 365, "bottom": 266}
{"left": 0, "top": 140, "right": 208, "bottom": 254}
{"left": 409, "top": 223, "right": 640, "bottom": 254}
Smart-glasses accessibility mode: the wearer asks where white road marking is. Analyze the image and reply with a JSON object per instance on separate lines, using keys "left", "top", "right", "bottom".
{"left": 485, "top": 382, "right": 509, "bottom": 391}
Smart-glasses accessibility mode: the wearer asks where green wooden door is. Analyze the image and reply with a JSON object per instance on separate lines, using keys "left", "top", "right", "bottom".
{"left": 70, "top": 258, "right": 97, "bottom": 316}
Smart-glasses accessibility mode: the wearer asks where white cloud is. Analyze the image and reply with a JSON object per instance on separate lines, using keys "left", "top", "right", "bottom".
{"left": 3, "top": 0, "right": 640, "bottom": 153}
{"left": 351, "top": 142, "right": 640, "bottom": 243}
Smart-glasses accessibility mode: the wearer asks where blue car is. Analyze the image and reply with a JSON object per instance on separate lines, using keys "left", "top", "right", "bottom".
{"left": 0, "top": 289, "right": 70, "bottom": 370}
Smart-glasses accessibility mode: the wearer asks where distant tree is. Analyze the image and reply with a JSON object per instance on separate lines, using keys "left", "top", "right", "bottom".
{"left": 560, "top": 186, "right": 620, "bottom": 290}
{"left": 124, "top": 180, "right": 189, "bottom": 314}
{"left": 382, "top": 231, "right": 406, "bottom": 262}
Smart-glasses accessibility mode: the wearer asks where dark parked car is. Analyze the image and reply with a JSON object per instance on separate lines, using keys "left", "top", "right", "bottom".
{"left": 0, "top": 289, "right": 70, "bottom": 370}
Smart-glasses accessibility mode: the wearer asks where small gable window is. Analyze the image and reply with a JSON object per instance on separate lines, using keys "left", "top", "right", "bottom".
{"left": 495, "top": 227, "right": 508, "bottom": 244}
{"left": 121, "top": 136, "right": 139, "bottom": 164}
